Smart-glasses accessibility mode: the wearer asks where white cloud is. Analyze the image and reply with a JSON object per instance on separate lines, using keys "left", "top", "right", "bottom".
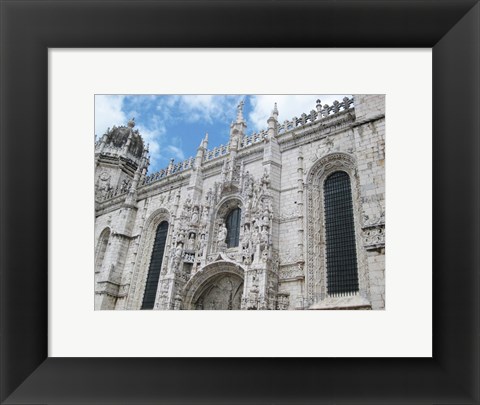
{"left": 94, "top": 95, "right": 126, "bottom": 137}
{"left": 248, "top": 95, "right": 350, "bottom": 132}
{"left": 166, "top": 145, "right": 185, "bottom": 161}
{"left": 177, "top": 95, "right": 241, "bottom": 124}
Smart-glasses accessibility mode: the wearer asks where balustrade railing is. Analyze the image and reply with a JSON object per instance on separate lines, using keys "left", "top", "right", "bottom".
{"left": 142, "top": 156, "right": 194, "bottom": 186}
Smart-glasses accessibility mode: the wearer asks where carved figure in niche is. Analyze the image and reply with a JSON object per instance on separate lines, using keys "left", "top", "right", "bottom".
{"left": 186, "top": 233, "right": 195, "bottom": 251}
{"left": 214, "top": 182, "right": 222, "bottom": 201}
{"left": 197, "top": 233, "right": 207, "bottom": 257}
{"left": 191, "top": 206, "right": 199, "bottom": 224}
{"left": 261, "top": 169, "right": 270, "bottom": 192}
{"left": 252, "top": 226, "right": 260, "bottom": 246}
{"left": 175, "top": 227, "right": 186, "bottom": 246}
{"left": 260, "top": 227, "right": 269, "bottom": 245}
{"left": 247, "top": 276, "right": 259, "bottom": 309}
{"left": 205, "top": 189, "right": 214, "bottom": 206}
{"left": 172, "top": 243, "right": 183, "bottom": 272}
{"left": 261, "top": 202, "right": 271, "bottom": 228}
{"left": 262, "top": 246, "right": 269, "bottom": 262}
{"left": 245, "top": 175, "right": 254, "bottom": 196}
{"left": 201, "top": 206, "right": 209, "bottom": 224}
{"left": 253, "top": 180, "right": 261, "bottom": 197}
{"left": 241, "top": 224, "right": 253, "bottom": 264}
{"left": 221, "top": 159, "right": 228, "bottom": 182}
{"left": 217, "top": 223, "right": 227, "bottom": 243}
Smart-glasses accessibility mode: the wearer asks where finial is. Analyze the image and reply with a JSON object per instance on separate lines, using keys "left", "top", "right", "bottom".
{"left": 127, "top": 117, "right": 135, "bottom": 128}
{"left": 236, "top": 100, "right": 245, "bottom": 122}
{"left": 272, "top": 102, "right": 279, "bottom": 120}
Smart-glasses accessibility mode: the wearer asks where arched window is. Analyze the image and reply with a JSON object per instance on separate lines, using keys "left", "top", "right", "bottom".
{"left": 226, "top": 207, "right": 241, "bottom": 248}
{"left": 323, "top": 171, "right": 359, "bottom": 296}
{"left": 95, "top": 228, "right": 110, "bottom": 273}
{"left": 142, "top": 221, "right": 169, "bottom": 309}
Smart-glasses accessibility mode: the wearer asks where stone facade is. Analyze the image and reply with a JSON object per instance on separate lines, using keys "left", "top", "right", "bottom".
{"left": 94, "top": 95, "right": 385, "bottom": 310}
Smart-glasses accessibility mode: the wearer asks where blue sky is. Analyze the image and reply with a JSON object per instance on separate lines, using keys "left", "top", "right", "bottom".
{"left": 95, "top": 95, "right": 349, "bottom": 174}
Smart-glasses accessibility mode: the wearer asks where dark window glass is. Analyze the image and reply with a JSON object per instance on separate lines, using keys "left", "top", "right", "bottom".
{"left": 226, "top": 207, "right": 241, "bottom": 248}
{"left": 142, "top": 221, "right": 169, "bottom": 309}
{"left": 324, "top": 171, "right": 359, "bottom": 296}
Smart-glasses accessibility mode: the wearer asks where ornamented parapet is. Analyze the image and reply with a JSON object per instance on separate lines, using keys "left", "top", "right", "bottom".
{"left": 277, "top": 96, "right": 353, "bottom": 135}
{"left": 238, "top": 96, "right": 354, "bottom": 147}
{"left": 141, "top": 156, "right": 194, "bottom": 186}
{"left": 240, "top": 130, "right": 269, "bottom": 147}
{"left": 204, "top": 144, "right": 230, "bottom": 161}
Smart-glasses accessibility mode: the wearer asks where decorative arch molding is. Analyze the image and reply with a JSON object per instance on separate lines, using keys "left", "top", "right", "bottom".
{"left": 127, "top": 207, "right": 172, "bottom": 309}
{"left": 305, "top": 152, "right": 369, "bottom": 306}
{"left": 95, "top": 226, "right": 112, "bottom": 251}
{"left": 183, "top": 260, "right": 246, "bottom": 309}
{"left": 215, "top": 196, "right": 244, "bottom": 220}
{"left": 95, "top": 227, "right": 111, "bottom": 283}
{"left": 211, "top": 196, "right": 244, "bottom": 254}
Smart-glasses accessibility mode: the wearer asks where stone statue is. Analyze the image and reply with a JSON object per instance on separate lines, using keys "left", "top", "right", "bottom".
{"left": 218, "top": 223, "right": 227, "bottom": 243}
{"left": 186, "top": 234, "right": 195, "bottom": 251}
{"left": 191, "top": 206, "right": 199, "bottom": 224}
{"left": 201, "top": 206, "right": 209, "bottom": 224}
{"left": 261, "top": 169, "right": 270, "bottom": 192}
{"left": 198, "top": 233, "right": 207, "bottom": 257}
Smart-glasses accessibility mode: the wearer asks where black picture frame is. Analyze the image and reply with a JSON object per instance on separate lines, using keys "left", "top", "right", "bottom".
{"left": 1, "top": 1, "right": 479, "bottom": 403}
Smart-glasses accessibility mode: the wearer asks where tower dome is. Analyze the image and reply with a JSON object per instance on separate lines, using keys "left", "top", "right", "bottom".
{"left": 102, "top": 118, "right": 145, "bottom": 159}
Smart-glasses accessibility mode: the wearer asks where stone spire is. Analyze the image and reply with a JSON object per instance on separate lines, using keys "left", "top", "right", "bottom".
{"left": 189, "top": 132, "right": 208, "bottom": 201}
{"left": 230, "top": 100, "right": 247, "bottom": 147}
{"left": 272, "top": 103, "right": 279, "bottom": 121}
{"left": 267, "top": 102, "right": 278, "bottom": 140}
{"left": 236, "top": 100, "right": 245, "bottom": 123}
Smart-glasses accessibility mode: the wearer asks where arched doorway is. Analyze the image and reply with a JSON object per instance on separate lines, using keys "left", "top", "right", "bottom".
{"left": 183, "top": 261, "right": 245, "bottom": 310}
{"left": 194, "top": 273, "right": 243, "bottom": 310}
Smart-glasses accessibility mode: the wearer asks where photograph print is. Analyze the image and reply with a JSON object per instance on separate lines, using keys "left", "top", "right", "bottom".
{"left": 94, "top": 95, "right": 385, "bottom": 310}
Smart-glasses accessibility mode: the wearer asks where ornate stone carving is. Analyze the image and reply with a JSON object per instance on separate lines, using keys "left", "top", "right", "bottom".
{"left": 279, "top": 263, "right": 305, "bottom": 280}
{"left": 276, "top": 293, "right": 290, "bottom": 310}
{"left": 363, "top": 225, "right": 385, "bottom": 250}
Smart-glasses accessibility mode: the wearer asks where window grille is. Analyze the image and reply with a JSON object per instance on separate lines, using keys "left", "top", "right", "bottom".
{"left": 141, "top": 221, "right": 169, "bottom": 309}
{"left": 226, "top": 207, "right": 241, "bottom": 248}
{"left": 323, "top": 171, "right": 359, "bottom": 296}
